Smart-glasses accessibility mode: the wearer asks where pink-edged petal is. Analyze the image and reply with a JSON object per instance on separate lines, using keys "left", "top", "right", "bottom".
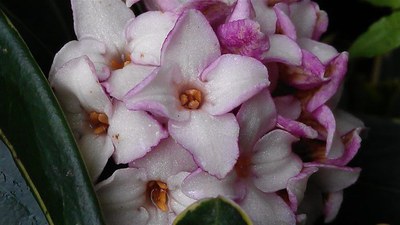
{"left": 237, "top": 89, "right": 277, "bottom": 152}
{"left": 274, "top": 95, "right": 301, "bottom": 119}
{"left": 280, "top": 49, "right": 327, "bottom": 90}
{"left": 105, "top": 63, "right": 157, "bottom": 100}
{"left": 252, "top": 0, "right": 277, "bottom": 35}
{"left": 274, "top": 5, "right": 296, "bottom": 40}
{"left": 252, "top": 129, "right": 303, "bottom": 192}
{"left": 266, "top": 62, "right": 279, "bottom": 92}
{"left": 125, "top": 11, "right": 178, "bottom": 66}
{"left": 286, "top": 167, "right": 318, "bottom": 212}
{"left": 109, "top": 101, "right": 168, "bottom": 164}
{"left": 334, "top": 110, "right": 364, "bottom": 136}
{"left": 129, "top": 137, "right": 198, "bottom": 180}
{"left": 169, "top": 111, "right": 240, "bottom": 178}
{"left": 312, "top": 4, "right": 328, "bottom": 40}
{"left": 49, "top": 39, "right": 108, "bottom": 78}
{"left": 297, "top": 184, "right": 324, "bottom": 225}
{"left": 324, "top": 191, "right": 343, "bottom": 223}
{"left": 325, "top": 128, "right": 362, "bottom": 166}
{"left": 123, "top": 66, "right": 190, "bottom": 121}
{"left": 262, "top": 34, "right": 302, "bottom": 66}
{"left": 297, "top": 38, "right": 338, "bottom": 65}
{"left": 71, "top": 0, "right": 134, "bottom": 54}
{"left": 161, "top": 9, "right": 220, "bottom": 80}
{"left": 79, "top": 133, "right": 114, "bottom": 181}
{"left": 179, "top": 1, "right": 234, "bottom": 27}
{"left": 277, "top": 116, "right": 318, "bottom": 139}
{"left": 201, "top": 54, "right": 269, "bottom": 115}
{"left": 305, "top": 163, "right": 361, "bottom": 192}
{"left": 168, "top": 172, "right": 197, "bottom": 214}
{"left": 217, "top": 19, "right": 269, "bottom": 60}
{"left": 312, "top": 105, "right": 336, "bottom": 155}
{"left": 306, "top": 52, "right": 348, "bottom": 112}
{"left": 228, "top": 0, "right": 255, "bottom": 21}
{"left": 50, "top": 56, "right": 112, "bottom": 114}
{"left": 239, "top": 187, "right": 296, "bottom": 225}
{"left": 289, "top": 0, "right": 316, "bottom": 39}
{"left": 182, "top": 169, "right": 238, "bottom": 200}
{"left": 95, "top": 168, "right": 149, "bottom": 225}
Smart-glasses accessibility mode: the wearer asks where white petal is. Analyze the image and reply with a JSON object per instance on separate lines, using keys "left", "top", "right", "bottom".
{"left": 297, "top": 38, "right": 338, "bottom": 65}
{"left": 182, "top": 169, "right": 238, "bottom": 200}
{"left": 71, "top": 0, "right": 134, "bottom": 53}
{"left": 126, "top": 11, "right": 178, "bottom": 66}
{"left": 161, "top": 9, "right": 220, "bottom": 80}
{"left": 262, "top": 34, "right": 302, "bottom": 66}
{"left": 96, "top": 168, "right": 149, "bottom": 225}
{"left": 237, "top": 89, "right": 277, "bottom": 152}
{"left": 50, "top": 56, "right": 112, "bottom": 114}
{"left": 129, "top": 137, "right": 197, "bottom": 181}
{"left": 289, "top": 0, "right": 316, "bottom": 38}
{"left": 79, "top": 133, "right": 114, "bottom": 181}
{"left": 106, "top": 63, "right": 157, "bottom": 100}
{"left": 109, "top": 102, "right": 168, "bottom": 164}
{"left": 305, "top": 163, "right": 361, "bottom": 192}
{"left": 252, "top": 130, "right": 302, "bottom": 192}
{"left": 324, "top": 191, "right": 343, "bottom": 223}
{"left": 49, "top": 39, "right": 108, "bottom": 79}
{"left": 168, "top": 172, "right": 197, "bottom": 214}
{"left": 252, "top": 0, "right": 277, "bottom": 35}
{"left": 287, "top": 167, "right": 318, "bottom": 211}
{"left": 201, "top": 54, "right": 269, "bottom": 115}
{"left": 239, "top": 187, "right": 296, "bottom": 225}
{"left": 169, "top": 111, "right": 240, "bottom": 178}
{"left": 123, "top": 66, "right": 190, "bottom": 121}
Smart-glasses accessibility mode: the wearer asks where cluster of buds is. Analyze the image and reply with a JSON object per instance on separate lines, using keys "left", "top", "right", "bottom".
{"left": 49, "top": 0, "right": 363, "bottom": 224}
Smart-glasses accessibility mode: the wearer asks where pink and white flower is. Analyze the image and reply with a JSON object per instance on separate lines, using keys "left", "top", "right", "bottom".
{"left": 120, "top": 9, "right": 269, "bottom": 178}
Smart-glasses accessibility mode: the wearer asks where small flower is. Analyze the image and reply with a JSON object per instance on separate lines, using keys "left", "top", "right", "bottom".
{"left": 50, "top": 56, "right": 167, "bottom": 180}
{"left": 121, "top": 9, "right": 269, "bottom": 178}
{"left": 96, "top": 138, "right": 198, "bottom": 225}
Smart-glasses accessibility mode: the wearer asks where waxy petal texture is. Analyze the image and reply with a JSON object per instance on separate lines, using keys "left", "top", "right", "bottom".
{"left": 161, "top": 10, "right": 220, "bottom": 80}
{"left": 169, "top": 111, "right": 239, "bottom": 178}
{"left": 71, "top": 0, "right": 134, "bottom": 54}
{"left": 125, "top": 11, "right": 178, "bottom": 65}
{"left": 252, "top": 130, "right": 303, "bottom": 192}
{"left": 96, "top": 168, "right": 149, "bottom": 225}
{"left": 201, "top": 54, "right": 269, "bottom": 115}
{"left": 108, "top": 102, "right": 168, "bottom": 164}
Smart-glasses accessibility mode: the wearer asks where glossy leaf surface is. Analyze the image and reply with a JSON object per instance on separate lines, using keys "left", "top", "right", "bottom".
{"left": 0, "top": 10, "right": 105, "bottom": 225}
{"left": 174, "top": 197, "right": 252, "bottom": 225}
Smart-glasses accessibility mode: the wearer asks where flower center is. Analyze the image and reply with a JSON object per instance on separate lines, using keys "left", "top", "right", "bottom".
{"left": 147, "top": 180, "right": 169, "bottom": 212}
{"left": 179, "top": 88, "right": 203, "bottom": 110}
{"left": 110, "top": 53, "right": 131, "bottom": 70}
{"left": 88, "top": 111, "right": 109, "bottom": 135}
{"left": 235, "top": 154, "right": 252, "bottom": 178}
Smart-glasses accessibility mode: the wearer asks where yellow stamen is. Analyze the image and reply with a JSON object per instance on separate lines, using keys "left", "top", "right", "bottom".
{"left": 88, "top": 111, "right": 109, "bottom": 135}
{"left": 147, "top": 181, "right": 169, "bottom": 212}
{"left": 110, "top": 53, "right": 131, "bottom": 70}
{"left": 179, "top": 88, "right": 202, "bottom": 110}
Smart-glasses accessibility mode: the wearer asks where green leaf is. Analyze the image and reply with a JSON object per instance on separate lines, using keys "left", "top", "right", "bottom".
{"left": 0, "top": 9, "right": 105, "bottom": 225}
{"left": 349, "top": 11, "right": 400, "bottom": 58}
{"left": 363, "top": 0, "right": 400, "bottom": 9}
{"left": 173, "top": 197, "right": 253, "bottom": 225}
{"left": 0, "top": 140, "right": 48, "bottom": 225}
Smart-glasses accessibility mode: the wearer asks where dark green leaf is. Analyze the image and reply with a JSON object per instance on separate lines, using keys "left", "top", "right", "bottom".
{"left": 173, "top": 197, "right": 252, "bottom": 225}
{"left": 349, "top": 11, "right": 400, "bottom": 58}
{"left": 0, "top": 140, "right": 48, "bottom": 225}
{"left": 0, "top": 9, "right": 104, "bottom": 225}
{"left": 363, "top": 0, "right": 400, "bottom": 9}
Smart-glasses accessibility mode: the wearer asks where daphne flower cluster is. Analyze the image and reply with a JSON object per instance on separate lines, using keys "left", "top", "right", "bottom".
{"left": 49, "top": 0, "right": 363, "bottom": 224}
